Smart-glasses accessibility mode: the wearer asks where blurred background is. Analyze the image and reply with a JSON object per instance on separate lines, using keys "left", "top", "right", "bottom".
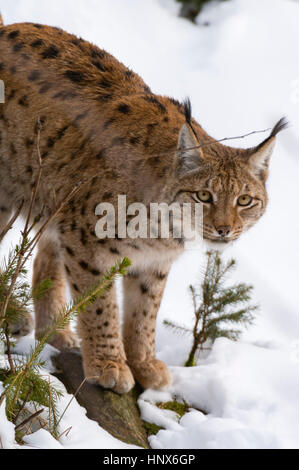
{"left": 0, "top": 0, "right": 298, "bottom": 361}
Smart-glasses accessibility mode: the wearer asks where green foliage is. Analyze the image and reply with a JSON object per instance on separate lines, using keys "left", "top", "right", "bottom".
{"left": 0, "top": 245, "right": 52, "bottom": 341}
{"left": 143, "top": 399, "right": 191, "bottom": 437}
{"left": 157, "top": 400, "right": 190, "bottom": 418}
{"left": 143, "top": 420, "right": 163, "bottom": 436}
{"left": 1, "top": 362, "right": 63, "bottom": 437}
{"left": 164, "top": 250, "right": 258, "bottom": 367}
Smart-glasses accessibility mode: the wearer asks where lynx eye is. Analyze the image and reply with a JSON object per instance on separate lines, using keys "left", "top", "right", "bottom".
{"left": 237, "top": 195, "right": 253, "bottom": 207}
{"left": 196, "top": 190, "right": 213, "bottom": 203}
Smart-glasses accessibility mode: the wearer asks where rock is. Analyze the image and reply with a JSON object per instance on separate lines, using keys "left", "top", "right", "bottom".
{"left": 53, "top": 348, "right": 149, "bottom": 449}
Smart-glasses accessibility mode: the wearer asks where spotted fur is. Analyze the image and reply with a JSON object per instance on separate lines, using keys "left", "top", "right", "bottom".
{"left": 0, "top": 21, "right": 286, "bottom": 393}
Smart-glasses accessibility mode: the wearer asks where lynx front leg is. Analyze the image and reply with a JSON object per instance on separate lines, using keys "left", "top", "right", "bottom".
{"left": 123, "top": 269, "right": 171, "bottom": 389}
{"left": 65, "top": 251, "right": 134, "bottom": 394}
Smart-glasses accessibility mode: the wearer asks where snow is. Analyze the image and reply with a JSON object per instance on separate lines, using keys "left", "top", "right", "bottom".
{"left": 11, "top": 337, "right": 59, "bottom": 373}
{"left": 139, "top": 338, "right": 299, "bottom": 448}
{"left": 23, "top": 429, "right": 64, "bottom": 449}
{"left": 0, "top": 0, "right": 299, "bottom": 449}
{"left": 0, "top": 362, "right": 139, "bottom": 449}
{"left": 0, "top": 386, "right": 16, "bottom": 449}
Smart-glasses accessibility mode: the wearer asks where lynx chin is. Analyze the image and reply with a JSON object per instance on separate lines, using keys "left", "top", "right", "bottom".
{"left": 0, "top": 19, "right": 287, "bottom": 393}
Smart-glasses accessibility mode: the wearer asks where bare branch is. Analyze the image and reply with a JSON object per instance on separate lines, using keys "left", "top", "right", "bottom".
{"left": 55, "top": 376, "right": 98, "bottom": 431}
{"left": 4, "top": 323, "right": 15, "bottom": 374}
{"left": 13, "top": 385, "right": 33, "bottom": 424}
{"left": 159, "top": 126, "right": 272, "bottom": 158}
{"left": 15, "top": 408, "right": 44, "bottom": 431}
{"left": 0, "top": 200, "right": 24, "bottom": 244}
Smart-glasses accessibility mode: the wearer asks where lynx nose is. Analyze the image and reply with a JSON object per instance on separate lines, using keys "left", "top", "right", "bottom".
{"left": 216, "top": 225, "right": 231, "bottom": 237}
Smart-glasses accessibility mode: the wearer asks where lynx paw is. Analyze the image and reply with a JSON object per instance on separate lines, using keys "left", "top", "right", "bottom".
{"left": 9, "top": 312, "right": 34, "bottom": 338}
{"left": 48, "top": 330, "right": 80, "bottom": 350}
{"left": 85, "top": 360, "right": 135, "bottom": 394}
{"left": 130, "top": 359, "right": 172, "bottom": 390}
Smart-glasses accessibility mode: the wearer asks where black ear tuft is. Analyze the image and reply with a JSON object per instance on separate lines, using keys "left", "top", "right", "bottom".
{"left": 269, "top": 116, "right": 289, "bottom": 138}
{"left": 254, "top": 116, "right": 289, "bottom": 152}
{"left": 183, "top": 97, "right": 192, "bottom": 125}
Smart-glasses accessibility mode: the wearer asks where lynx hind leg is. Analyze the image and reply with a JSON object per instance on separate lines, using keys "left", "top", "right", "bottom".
{"left": 33, "top": 233, "right": 79, "bottom": 350}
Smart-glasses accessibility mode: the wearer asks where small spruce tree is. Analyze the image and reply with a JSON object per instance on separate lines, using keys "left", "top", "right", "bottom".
{"left": 164, "top": 250, "right": 258, "bottom": 367}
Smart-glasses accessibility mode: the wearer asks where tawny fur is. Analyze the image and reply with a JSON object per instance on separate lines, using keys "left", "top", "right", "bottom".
{"left": 0, "top": 21, "right": 284, "bottom": 392}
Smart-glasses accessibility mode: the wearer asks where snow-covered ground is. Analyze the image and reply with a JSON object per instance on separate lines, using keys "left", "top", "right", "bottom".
{"left": 0, "top": 0, "right": 299, "bottom": 449}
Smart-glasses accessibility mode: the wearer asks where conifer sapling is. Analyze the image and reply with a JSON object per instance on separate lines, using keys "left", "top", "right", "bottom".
{"left": 164, "top": 250, "right": 258, "bottom": 367}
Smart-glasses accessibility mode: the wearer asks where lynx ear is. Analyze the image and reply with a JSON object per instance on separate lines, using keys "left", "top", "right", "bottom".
{"left": 248, "top": 137, "right": 276, "bottom": 181}
{"left": 177, "top": 123, "right": 204, "bottom": 176}
{"left": 247, "top": 117, "right": 288, "bottom": 181}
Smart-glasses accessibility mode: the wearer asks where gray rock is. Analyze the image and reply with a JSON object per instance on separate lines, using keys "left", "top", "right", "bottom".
{"left": 53, "top": 348, "right": 149, "bottom": 448}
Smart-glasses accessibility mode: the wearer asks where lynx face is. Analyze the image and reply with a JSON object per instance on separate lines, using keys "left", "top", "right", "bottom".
{"left": 175, "top": 117, "right": 287, "bottom": 246}
{"left": 198, "top": 165, "right": 268, "bottom": 244}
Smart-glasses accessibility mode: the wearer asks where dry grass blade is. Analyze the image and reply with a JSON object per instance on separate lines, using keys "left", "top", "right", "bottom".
{"left": 15, "top": 408, "right": 44, "bottom": 431}
{"left": 54, "top": 375, "right": 98, "bottom": 431}
{"left": 4, "top": 323, "right": 15, "bottom": 374}
{"left": 58, "top": 426, "right": 72, "bottom": 439}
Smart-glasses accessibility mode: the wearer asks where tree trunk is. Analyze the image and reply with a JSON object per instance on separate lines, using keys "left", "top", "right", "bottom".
{"left": 53, "top": 348, "right": 149, "bottom": 449}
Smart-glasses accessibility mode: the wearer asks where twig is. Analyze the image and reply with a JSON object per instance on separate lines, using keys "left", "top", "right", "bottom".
{"left": 187, "top": 127, "right": 271, "bottom": 151}
{"left": 20, "top": 182, "right": 83, "bottom": 268}
{"left": 22, "top": 115, "right": 43, "bottom": 238}
{"left": 159, "top": 126, "right": 272, "bottom": 158}
{"left": 52, "top": 188, "right": 57, "bottom": 209}
{"left": 0, "top": 200, "right": 24, "bottom": 244}
{"left": 4, "top": 323, "right": 15, "bottom": 374}
{"left": 58, "top": 426, "right": 72, "bottom": 439}
{"left": 0, "top": 117, "right": 43, "bottom": 325}
{"left": 0, "top": 118, "right": 85, "bottom": 329}
{"left": 13, "top": 386, "right": 33, "bottom": 424}
{"left": 15, "top": 408, "right": 44, "bottom": 430}
{"left": 47, "top": 374, "right": 58, "bottom": 435}
{"left": 48, "top": 375, "right": 52, "bottom": 432}
{"left": 55, "top": 376, "right": 97, "bottom": 431}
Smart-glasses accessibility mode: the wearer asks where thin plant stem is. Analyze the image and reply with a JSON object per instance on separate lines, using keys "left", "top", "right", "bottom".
{"left": 55, "top": 376, "right": 98, "bottom": 431}
{"left": 4, "top": 323, "right": 15, "bottom": 375}
{"left": 15, "top": 408, "right": 44, "bottom": 431}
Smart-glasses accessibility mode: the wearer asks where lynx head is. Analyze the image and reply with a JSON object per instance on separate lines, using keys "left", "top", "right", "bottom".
{"left": 175, "top": 100, "right": 288, "bottom": 246}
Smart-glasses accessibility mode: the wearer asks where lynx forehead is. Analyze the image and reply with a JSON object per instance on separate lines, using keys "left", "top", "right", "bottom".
{"left": 0, "top": 21, "right": 286, "bottom": 393}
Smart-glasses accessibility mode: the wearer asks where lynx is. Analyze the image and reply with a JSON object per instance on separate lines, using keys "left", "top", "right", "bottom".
{"left": 0, "top": 20, "right": 286, "bottom": 393}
